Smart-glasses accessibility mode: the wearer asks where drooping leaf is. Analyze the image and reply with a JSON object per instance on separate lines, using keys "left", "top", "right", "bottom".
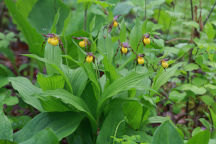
{"left": 14, "top": 112, "right": 84, "bottom": 143}
{"left": 9, "top": 77, "right": 44, "bottom": 111}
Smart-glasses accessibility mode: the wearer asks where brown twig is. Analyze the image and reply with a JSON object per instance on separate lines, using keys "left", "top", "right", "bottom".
{"left": 165, "top": 38, "right": 191, "bottom": 44}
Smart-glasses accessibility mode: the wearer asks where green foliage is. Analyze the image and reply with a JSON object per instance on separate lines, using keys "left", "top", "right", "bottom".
{"left": 3, "top": 0, "right": 216, "bottom": 143}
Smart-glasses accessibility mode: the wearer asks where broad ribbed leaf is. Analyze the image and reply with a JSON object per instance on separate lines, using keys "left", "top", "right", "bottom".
{"left": 20, "top": 128, "right": 58, "bottom": 144}
{"left": 152, "top": 121, "right": 184, "bottom": 144}
{"left": 61, "top": 65, "right": 88, "bottom": 97}
{"left": 0, "top": 111, "right": 13, "bottom": 142}
{"left": 14, "top": 112, "right": 84, "bottom": 143}
{"left": 9, "top": 77, "right": 43, "bottom": 111}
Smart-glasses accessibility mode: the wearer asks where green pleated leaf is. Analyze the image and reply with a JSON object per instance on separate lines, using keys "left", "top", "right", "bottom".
{"left": 14, "top": 112, "right": 84, "bottom": 143}
{"left": 61, "top": 65, "right": 88, "bottom": 97}
{"left": 37, "top": 73, "right": 65, "bottom": 91}
{"left": 152, "top": 121, "right": 184, "bottom": 144}
{"left": 19, "top": 128, "right": 59, "bottom": 144}
{"left": 9, "top": 77, "right": 44, "bottom": 111}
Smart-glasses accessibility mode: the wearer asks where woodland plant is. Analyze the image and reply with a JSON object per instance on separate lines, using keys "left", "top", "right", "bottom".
{"left": 1, "top": 0, "right": 216, "bottom": 144}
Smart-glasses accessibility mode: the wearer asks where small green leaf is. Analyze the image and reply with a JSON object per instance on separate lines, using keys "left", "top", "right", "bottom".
{"left": 200, "top": 95, "right": 215, "bottom": 106}
{"left": 9, "top": 77, "right": 44, "bottom": 111}
{"left": 205, "top": 23, "right": 215, "bottom": 40}
{"left": 177, "top": 84, "right": 206, "bottom": 95}
{"left": 169, "top": 91, "right": 186, "bottom": 103}
{"left": 183, "top": 21, "right": 199, "bottom": 29}
{"left": 187, "top": 130, "right": 210, "bottom": 144}
{"left": 183, "top": 63, "right": 199, "bottom": 71}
